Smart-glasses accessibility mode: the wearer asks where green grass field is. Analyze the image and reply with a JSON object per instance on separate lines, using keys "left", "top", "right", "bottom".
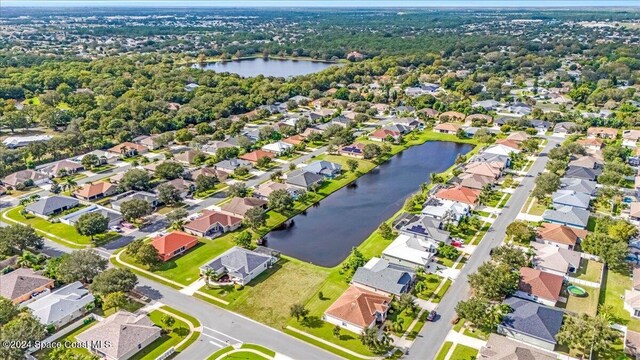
{"left": 560, "top": 284, "right": 599, "bottom": 316}
{"left": 3, "top": 206, "right": 119, "bottom": 247}
{"left": 450, "top": 344, "right": 479, "bottom": 360}
{"left": 573, "top": 259, "right": 603, "bottom": 284}
{"left": 434, "top": 341, "right": 454, "bottom": 360}
{"left": 129, "top": 310, "right": 190, "bottom": 360}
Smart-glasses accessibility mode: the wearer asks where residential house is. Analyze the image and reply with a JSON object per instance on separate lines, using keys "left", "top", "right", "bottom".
{"left": 184, "top": 210, "right": 242, "bottom": 238}
{"left": 214, "top": 158, "right": 253, "bottom": 173}
{"left": 26, "top": 282, "right": 95, "bottom": 328}
{"left": 110, "top": 191, "right": 158, "bottom": 212}
{"left": 459, "top": 173, "right": 495, "bottom": 190}
{"left": 3, "top": 169, "right": 49, "bottom": 187}
{"left": 507, "top": 103, "right": 532, "bottom": 116}
{"left": 553, "top": 122, "right": 579, "bottom": 137}
{"left": 536, "top": 223, "right": 587, "bottom": 250}
{"left": 137, "top": 134, "right": 168, "bottom": 150}
{"left": 76, "top": 311, "right": 162, "bottom": 360}
{"left": 286, "top": 170, "right": 324, "bottom": 190}
{"left": 239, "top": 150, "right": 275, "bottom": 164}
{"left": 465, "top": 113, "right": 493, "bottom": 126}
{"left": 382, "top": 234, "right": 437, "bottom": 270}
{"left": 253, "top": 181, "right": 297, "bottom": 200}
{"left": 162, "top": 178, "right": 195, "bottom": 199}
{"left": 623, "top": 130, "right": 640, "bottom": 147}
{"left": 625, "top": 289, "right": 640, "bottom": 318}
{"left": 369, "top": 128, "right": 401, "bottom": 142}
{"left": 472, "top": 99, "right": 500, "bottom": 110}
{"left": 226, "top": 135, "right": 255, "bottom": 147}
{"left": 497, "top": 297, "right": 564, "bottom": 351}
{"left": 542, "top": 206, "right": 590, "bottom": 229}
{"left": 577, "top": 137, "right": 605, "bottom": 151}
{"left": 563, "top": 166, "right": 600, "bottom": 181}
{"left": 418, "top": 108, "right": 439, "bottom": 119}
{"left": 304, "top": 160, "right": 342, "bottom": 178}
{"left": 174, "top": 150, "right": 202, "bottom": 165}
{"left": 73, "top": 181, "right": 118, "bottom": 200}
{"left": 151, "top": 231, "right": 199, "bottom": 262}
{"left": 531, "top": 242, "right": 581, "bottom": 277}
{"left": 551, "top": 190, "right": 591, "bottom": 210}
{"left": 3, "top": 135, "right": 52, "bottom": 149}
{"left": 470, "top": 153, "right": 510, "bottom": 169}
{"left": 107, "top": 142, "right": 148, "bottom": 157}
{"left": 282, "top": 135, "right": 305, "bottom": 146}
{"left": 76, "top": 150, "right": 118, "bottom": 165}
{"left": 515, "top": 267, "right": 564, "bottom": 307}
{"left": 397, "top": 214, "right": 451, "bottom": 245}
{"left": 438, "top": 111, "right": 465, "bottom": 122}
{"left": 435, "top": 185, "right": 480, "bottom": 207}
{"left": 559, "top": 178, "right": 597, "bottom": 196}
{"left": 25, "top": 196, "right": 79, "bottom": 217}
{"left": 528, "top": 120, "right": 552, "bottom": 135}
{"left": 506, "top": 131, "right": 529, "bottom": 143}
{"left": 339, "top": 143, "right": 366, "bottom": 159}
{"left": 0, "top": 268, "right": 54, "bottom": 304}
{"left": 421, "top": 198, "right": 470, "bottom": 224}
{"left": 434, "top": 122, "right": 462, "bottom": 135}
{"left": 479, "top": 334, "right": 557, "bottom": 360}
{"left": 189, "top": 167, "right": 229, "bottom": 182}
{"left": 629, "top": 202, "right": 640, "bottom": 223}
{"left": 568, "top": 155, "right": 604, "bottom": 169}
{"left": 483, "top": 144, "right": 521, "bottom": 157}
{"left": 495, "top": 139, "right": 522, "bottom": 151}
{"left": 393, "top": 118, "right": 424, "bottom": 130}
{"left": 262, "top": 141, "right": 294, "bottom": 156}
{"left": 201, "top": 141, "right": 235, "bottom": 155}
{"left": 351, "top": 257, "right": 415, "bottom": 296}
{"left": 39, "top": 160, "right": 84, "bottom": 178}
{"left": 323, "top": 286, "right": 391, "bottom": 334}
{"left": 199, "top": 246, "right": 276, "bottom": 285}
{"left": 587, "top": 127, "right": 618, "bottom": 139}
{"left": 220, "top": 197, "right": 268, "bottom": 218}
{"left": 464, "top": 162, "right": 501, "bottom": 179}
{"left": 61, "top": 205, "right": 123, "bottom": 228}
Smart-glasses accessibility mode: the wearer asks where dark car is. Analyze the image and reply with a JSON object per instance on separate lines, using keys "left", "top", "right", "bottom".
{"left": 427, "top": 311, "right": 437, "bottom": 321}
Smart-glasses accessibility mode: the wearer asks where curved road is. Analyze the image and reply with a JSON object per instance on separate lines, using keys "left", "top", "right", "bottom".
{"left": 406, "top": 137, "right": 559, "bottom": 360}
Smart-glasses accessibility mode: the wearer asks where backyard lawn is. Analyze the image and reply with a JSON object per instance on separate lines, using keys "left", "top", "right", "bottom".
{"left": 129, "top": 310, "right": 191, "bottom": 360}
{"left": 572, "top": 259, "right": 603, "bottom": 284}
{"left": 599, "top": 268, "right": 640, "bottom": 331}
{"left": 3, "top": 206, "right": 119, "bottom": 247}
{"left": 560, "top": 284, "right": 599, "bottom": 316}
{"left": 119, "top": 234, "right": 235, "bottom": 285}
{"left": 34, "top": 319, "right": 96, "bottom": 359}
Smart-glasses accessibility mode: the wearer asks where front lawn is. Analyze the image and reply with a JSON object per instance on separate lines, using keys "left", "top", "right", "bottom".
{"left": 119, "top": 234, "right": 235, "bottom": 285}
{"left": 387, "top": 307, "right": 418, "bottom": 336}
{"left": 412, "top": 273, "right": 444, "bottom": 300}
{"left": 450, "top": 344, "right": 479, "bottom": 360}
{"left": 432, "top": 278, "right": 452, "bottom": 303}
{"left": 3, "top": 207, "right": 119, "bottom": 247}
{"left": 94, "top": 298, "right": 144, "bottom": 317}
{"left": 522, "top": 196, "right": 547, "bottom": 216}
{"left": 435, "top": 341, "right": 453, "bottom": 360}
{"left": 129, "top": 310, "right": 190, "bottom": 360}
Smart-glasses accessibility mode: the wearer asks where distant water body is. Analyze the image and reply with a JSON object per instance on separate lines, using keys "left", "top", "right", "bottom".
{"left": 193, "top": 58, "right": 337, "bottom": 78}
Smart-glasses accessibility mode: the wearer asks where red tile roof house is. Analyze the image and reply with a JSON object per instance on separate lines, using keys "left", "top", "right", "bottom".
{"left": 369, "top": 129, "right": 401, "bottom": 142}
{"left": 151, "top": 231, "right": 199, "bottom": 262}
{"left": 239, "top": 150, "right": 275, "bottom": 164}
{"left": 435, "top": 185, "right": 480, "bottom": 208}
{"left": 323, "top": 286, "right": 391, "bottom": 334}
{"left": 183, "top": 210, "right": 242, "bottom": 238}
{"left": 108, "top": 142, "right": 149, "bottom": 157}
{"left": 515, "top": 267, "right": 564, "bottom": 307}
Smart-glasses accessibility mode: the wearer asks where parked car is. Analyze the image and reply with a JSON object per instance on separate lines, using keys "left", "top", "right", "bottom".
{"left": 451, "top": 316, "right": 460, "bottom": 325}
{"left": 427, "top": 311, "right": 437, "bottom": 321}
{"left": 452, "top": 240, "right": 464, "bottom": 248}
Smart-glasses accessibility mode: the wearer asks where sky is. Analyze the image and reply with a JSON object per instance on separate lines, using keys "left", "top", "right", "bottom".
{"left": 3, "top": 0, "right": 639, "bottom": 7}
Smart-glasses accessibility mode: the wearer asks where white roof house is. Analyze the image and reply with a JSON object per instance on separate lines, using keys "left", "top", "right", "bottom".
{"left": 483, "top": 144, "right": 521, "bottom": 156}
{"left": 382, "top": 234, "right": 435, "bottom": 270}
{"left": 261, "top": 141, "right": 294, "bottom": 155}
{"left": 3, "top": 135, "right": 53, "bottom": 149}
{"left": 26, "top": 281, "right": 95, "bottom": 328}
{"left": 421, "top": 198, "right": 470, "bottom": 224}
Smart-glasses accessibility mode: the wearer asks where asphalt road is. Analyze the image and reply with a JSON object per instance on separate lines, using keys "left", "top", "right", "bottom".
{"left": 406, "top": 137, "right": 561, "bottom": 360}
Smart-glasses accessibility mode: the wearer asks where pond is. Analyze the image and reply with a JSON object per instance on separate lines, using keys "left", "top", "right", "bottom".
{"left": 192, "top": 58, "right": 337, "bottom": 77}
{"left": 264, "top": 141, "right": 474, "bottom": 267}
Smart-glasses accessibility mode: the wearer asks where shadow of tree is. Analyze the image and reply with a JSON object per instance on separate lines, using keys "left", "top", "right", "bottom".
{"left": 301, "top": 316, "right": 323, "bottom": 328}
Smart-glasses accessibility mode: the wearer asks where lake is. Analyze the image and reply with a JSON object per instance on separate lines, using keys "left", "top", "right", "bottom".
{"left": 193, "top": 58, "right": 336, "bottom": 77}
{"left": 264, "top": 141, "right": 474, "bottom": 267}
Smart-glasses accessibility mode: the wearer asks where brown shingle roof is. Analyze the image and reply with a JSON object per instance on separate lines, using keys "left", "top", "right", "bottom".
{"left": 239, "top": 150, "right": 275, "bottom": 163}
{"left": 435, "top": 186, "right": 480, "bottom": 205}
{"left": 184, "top": 210, "right": 242, "bottom": 233}
{"left": 73, "top": 181, "right": 116, "bottom": 199}
{"left": 536, "top": 223, "right": 587, "bottom": 247}
{"left": 0, "top": 268, "right": 53, "bottom": 301}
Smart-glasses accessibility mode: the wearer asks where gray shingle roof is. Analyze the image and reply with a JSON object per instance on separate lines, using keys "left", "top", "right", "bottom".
{"left": 200, "top": 247, "right": 273, "bottom": 280}
{"left": 304, "top": 161, "right": 342, "bottom": 176}
{"left": 559, "top": 178, "right": 596, "bottom": 195}
{"left": 564, "top": 166, "right": 600, "bottom": 181}
{"left": 286, "top": 171, "right": 324, "bottom": 189}
{"left": 351, "top": 258, "right": 414, "bottom": 296}
{"left": 398, "top": 215, "right": 449, "bottom": 243}
{"left": 543, "top": 206, "right": 590, "bottom": 229}
{"left": 501, "top": 297, "right": 564, "bottom": 344}
{"left": 26, "top": 281, "right": 95, "bottom": 326}
{"left": 25, "top": 196, "right": 79, "bottom": 216}
{"left": 551, "top": 190, "right": 591, "bottom": 209}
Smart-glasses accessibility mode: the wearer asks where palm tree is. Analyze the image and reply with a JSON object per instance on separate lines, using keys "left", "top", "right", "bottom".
{"left": 203, "top": 269, "right": 214, "bottom": 288}
{"left": 64, "top": 178, "right": 78, "bottom": 192}
{"left": 17, "top": 250, "right": 38, "bottom": 268}
{"left": 393, "top": 317, "right": 405, "bottom": 333}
